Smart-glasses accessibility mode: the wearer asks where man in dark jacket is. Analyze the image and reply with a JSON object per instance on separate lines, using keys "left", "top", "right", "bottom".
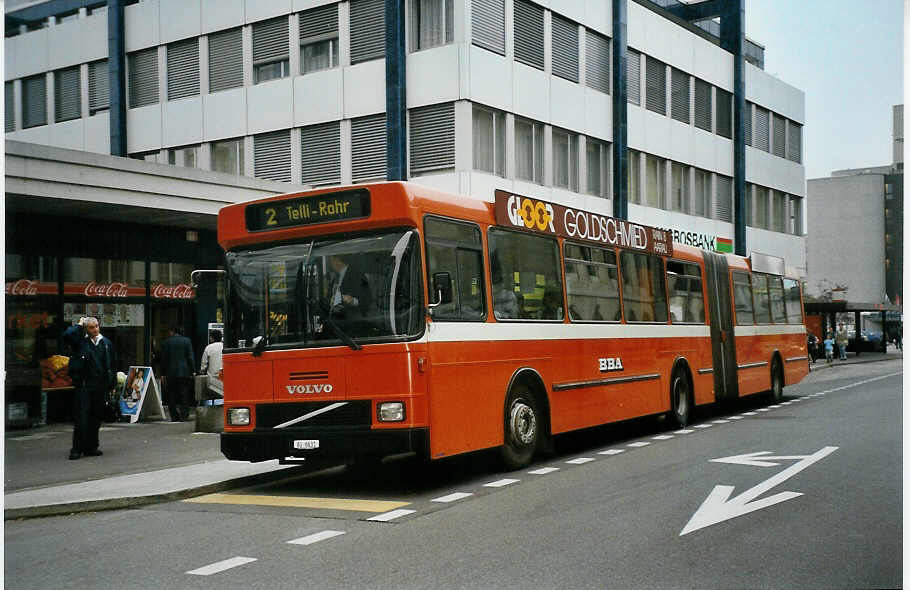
{"left": 63, "top": 316, "right": 117, "bottom": 460}
{"left": 161, "top": 326, "right": 195, "bottom": 421}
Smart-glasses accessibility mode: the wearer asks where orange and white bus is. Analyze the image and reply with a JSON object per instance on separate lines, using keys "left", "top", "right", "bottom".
{"left": 216, "top": 182, "right": 808, "bottom": 468}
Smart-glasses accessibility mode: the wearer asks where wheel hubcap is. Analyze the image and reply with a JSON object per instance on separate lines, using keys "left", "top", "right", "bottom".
{"left": 509, "top": 401, "right": 536, "bottom": 446}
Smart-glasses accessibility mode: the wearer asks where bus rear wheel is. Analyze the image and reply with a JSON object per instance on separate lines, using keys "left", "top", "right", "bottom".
{"left": 669, "top": 368, "right": 692, "bottom": 428}
{"left": 768, "top": 358, "right": 784, "bottom": 403}
{"left": 499, "top": 385, "right": 539, "bottom": 470}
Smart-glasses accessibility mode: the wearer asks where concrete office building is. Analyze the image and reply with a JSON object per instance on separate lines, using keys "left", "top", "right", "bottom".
{"left": 4, "top": 0, "right": 806, "bottom": 421}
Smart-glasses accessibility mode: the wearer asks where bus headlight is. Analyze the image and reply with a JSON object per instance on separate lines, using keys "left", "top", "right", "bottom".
{"left": 378, "top": 402, "right": 405, "bottom": 422}
{"left": 228, "top": 407, "right": 251, "bottom": 426}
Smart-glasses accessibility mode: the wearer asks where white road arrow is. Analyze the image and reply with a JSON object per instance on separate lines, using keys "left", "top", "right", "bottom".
{"left": 710, "top": 451, "right": 820, "bottom": 467}
{"left": 680, "top": 446, "right": 838, "bottom": 536}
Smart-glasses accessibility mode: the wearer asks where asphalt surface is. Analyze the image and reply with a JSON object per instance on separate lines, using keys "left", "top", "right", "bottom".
{"left": 4, "top": 357, "right": 903, "bottom": 589}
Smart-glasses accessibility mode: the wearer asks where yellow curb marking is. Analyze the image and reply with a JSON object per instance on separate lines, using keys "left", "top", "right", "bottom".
{"left": 184, "top": 493, "right": 410, "bottom": 513}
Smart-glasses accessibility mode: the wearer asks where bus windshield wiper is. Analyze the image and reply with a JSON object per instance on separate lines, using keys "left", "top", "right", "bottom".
{"left": 307, "top": 293, "right": 362, "bottom": 351}
{"left": 252, "top": 312, "right": 286, "bottom": 357}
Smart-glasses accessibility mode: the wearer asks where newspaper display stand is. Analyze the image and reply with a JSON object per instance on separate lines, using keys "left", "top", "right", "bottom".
{"left": 119, "top": 366, "right": 165, "bottom": 423}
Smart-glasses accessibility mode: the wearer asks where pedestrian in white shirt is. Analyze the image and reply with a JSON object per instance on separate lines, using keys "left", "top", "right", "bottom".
{"left": 199, "top": 330, "right": 224, "bottom": 404}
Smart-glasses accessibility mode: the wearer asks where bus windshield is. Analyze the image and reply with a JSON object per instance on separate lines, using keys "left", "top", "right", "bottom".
{"left": 224, "top": 229, "right": 424, "bottom": 350}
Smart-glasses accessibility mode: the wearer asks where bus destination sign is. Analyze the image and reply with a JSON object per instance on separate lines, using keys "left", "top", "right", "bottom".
{"left": 494, "top": 189, "right": 672, "bottom": 256}
{"left": 246, "top": 188, "right": 371, "bottom": 232}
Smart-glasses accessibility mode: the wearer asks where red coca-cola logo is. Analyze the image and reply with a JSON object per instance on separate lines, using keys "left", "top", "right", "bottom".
{"left": 6, "top": 279, "right": 39, "bottom": 295}
{"left": 151, "top": 283, "right": 195, "bottom": 299}
{"left": 84, "top": 281, "right": 130, "bottom": 297}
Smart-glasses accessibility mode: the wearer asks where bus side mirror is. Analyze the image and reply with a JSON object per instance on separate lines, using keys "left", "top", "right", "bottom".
{"left": 430, "top": 272, "right": 453, "bottom": 307}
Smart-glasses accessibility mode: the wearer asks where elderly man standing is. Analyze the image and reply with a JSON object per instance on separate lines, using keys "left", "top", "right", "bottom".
{"left": 63, "top": 316, "right": 117, "bottom": 460}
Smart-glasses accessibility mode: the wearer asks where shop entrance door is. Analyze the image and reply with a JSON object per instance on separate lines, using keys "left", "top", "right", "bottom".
{"left": 150, "top": 304, "right": 195, "bottom": 374}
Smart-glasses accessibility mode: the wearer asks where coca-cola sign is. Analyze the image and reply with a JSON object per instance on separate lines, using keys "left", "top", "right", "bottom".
{"left": 151, "top": 283, "right": 195, "bottom": 299}
{"left": 63, "top": 282, "right": 146, "bottom": 297}
{"left": 5, "top": 279, "right": 58, "bottom": 296}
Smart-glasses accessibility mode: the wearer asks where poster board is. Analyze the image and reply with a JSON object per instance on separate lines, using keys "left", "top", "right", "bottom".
{"left": 120, "top": 366, "right": 165, "bottom": 423}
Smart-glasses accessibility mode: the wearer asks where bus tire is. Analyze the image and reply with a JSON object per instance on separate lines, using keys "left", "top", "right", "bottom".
{"left": 669, "top": 367, "right": 692, "bottom": 429}
{"left": 768, "top": 357, "right": 784, "bottom": 403}
{"left": 499, "top": 384, "right": 539, "bottom": 470}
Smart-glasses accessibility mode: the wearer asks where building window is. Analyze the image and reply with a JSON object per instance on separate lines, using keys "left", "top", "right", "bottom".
{"left": 472, "top": 104, "right": 506, "bottom": 177}
{"left": 128, "top": 47, "right": 159, "bottom": 108}
{"left": 627, "top": 49, "right": 641, "bottom": 105}
{"left": 5, "top": 82, "right": 14, "bottom": 132}
{"left": 744, "top": 183, "right": 753, "bottom": 226}
{"left": 513, "top": 0, "right": 544, "bottom": 71}
{"left": 410, "top": 102, "right": 455, "bottom": 175}
{"left": 715, "top": 174, "right": 732, "bottom": 222}
{"left": 167, "top": 38, "right": 200, "bottom": 100}
{"left": 212, "top": 138, "right": 244, "bottom": 175}
{"left": 552, "top": 127, "right": 578, "bottom": 191}
{"left": 644, "top": 56, "right": 666, "bottom": 115}
{"left": 789, "top": 195, "right": 803, "bottom": 235}
{"left": 301, "top": 121, "right": 341, "bottom": 186}
{"left": 754, "top": 186, "right": 769, "bottom": 229}
{"left": 628, "top": 149, "right": 641, "bottom": 204}
{"left": 586, "top": 138, "right": 609, "bottom": 198}
{"left": 754, "top": 105, "right": 770, "bottom": 152}
{"left": 22, "top": 74, "right": 47, "bottom": 128}
{"left": 551, "top": 13, "right": 578, "bottom": 83}
{"left": 788, "top": 121, "right": 802, "bottom": 163}
{"left": 351, "top": 113, "right": 387, "bottom": 182}
{"left": 772, "top": 190, "right": 787, "bottom": 232}
{"left": 88, "top": 60, "right": 109, "bottom": 114}
{"left": 168, "top": 144, "right": 200, "bottom": 168}
{"left": 410, "top": 0, "right": 453, "bottom": 52}
{"left": 300, "top": 4, "right": 339, "bottom": 74}
{"left": 585, "top": 30, "right": 610, "bottom": 94}
{"left": 693, "top": 168, "right": 710, "bottom": 217}
{"left": 54, "top": 66, "right": 81, "bottom": 122}
{"left": 670, "top": 162, "right": 689, "bottom": 213}
{"left": 351, "top": 0, "right": 385, "bottom": 64}
{"left": 744, "top": 101, "right": 752, "bottom": 146}
{"left": 716, "top": 87, "right": 732, "bottom": 138}
{"left": 772, "top": 113, "right": 786, "bottom": 158}
{"left": 515, "top": 117, "right": 544, "bottom": 184}
{"left": 645, "top": 154, "right": 666, "bottom": 209}
{"left": 254, "top": 130, "right": 292, "bottom": 182}
{"left": 472, "top": 0, "right": 505, "bottom": 55}
{"left": 670, "top": 68, "right": 689, "bottom": 124}
{"left": 253, "top": 17, "right": 290, "bottom": 84}
{"left": 208, "top": 27, "right": 243, "bottom": 92}
{"left": 694, "top": 78, "right": 711, "bottom": 132}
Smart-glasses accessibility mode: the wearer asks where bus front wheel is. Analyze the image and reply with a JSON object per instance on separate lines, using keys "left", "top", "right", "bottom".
{"left": 768, "top": 358, "right": 784, "bottom": 403}
{"left": 669, "top": 368, "right": 692, "bottom": 428}
{"left": 499, "top": 385, "right": 539, "bottom": 470}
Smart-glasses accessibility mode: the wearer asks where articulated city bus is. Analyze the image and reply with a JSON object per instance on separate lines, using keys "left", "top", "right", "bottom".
{"left": 216, "top": 182, "right": 808, "bottom": 468}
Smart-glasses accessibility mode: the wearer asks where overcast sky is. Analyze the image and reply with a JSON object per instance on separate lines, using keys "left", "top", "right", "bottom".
{"left": 745, "top": 0, "right": 904, "bottom": 179}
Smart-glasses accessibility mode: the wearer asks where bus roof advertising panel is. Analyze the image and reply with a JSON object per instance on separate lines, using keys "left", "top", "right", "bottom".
{"left": 493, "top": 190, "right": 673, "bottom": 257}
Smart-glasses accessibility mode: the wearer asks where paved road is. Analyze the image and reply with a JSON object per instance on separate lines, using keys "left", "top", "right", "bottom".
{"left": 6, "top": 360, "right": 902, "bottom": 589}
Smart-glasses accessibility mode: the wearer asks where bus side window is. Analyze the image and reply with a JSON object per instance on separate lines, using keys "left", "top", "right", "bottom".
{"left": 666, "top": 260, "right": 705, "bottom": 324}
{"left": 424, "top": 217, "right": 485, "bottom": 321}
{"left": 752, "top": 273, "right": 771, "bottom": 324}
{"left": 768, "top": 275, "right": 787, "bottom": 324}
{"left": 488, "top": 228, "right": 562, "bottom": 321}
{"left": 732, "top": 271, "right": 754, "bottom": 325}
{"left": 783, "top": 278, "right": 803, "bottom": 324}
{"left": 619, "top": 251, "right": 668, "bottom": 323}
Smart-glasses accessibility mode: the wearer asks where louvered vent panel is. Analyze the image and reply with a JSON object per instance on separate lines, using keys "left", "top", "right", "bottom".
{"left": 513, "top": 0, "right": 544, "bottom": 70}
{"left": 715, "top": 175, "right": 733, "bottom": 223}
{"left": 410, "top": 102, "right": 455, "bottom": 174}
{"left": 301, "top": 121, "right": 341, "bottom": 186}
{"left": 253, "top": 17, "right": 289, "bottom": 63}
{"left": 88, "top": 59, "right": 109, "bottom": 113}
{"left": 5, "top": 81, "right": 15, "bottom": 132}
{"left": 754, "top": 106, "right": 770, "bottom": 152}
{"left": 715, "top": 87, "right": 732, "bottom": 138}
{"left": 787, "top": 121, "right": 802, "bottom": 163}
{"left": 22, "top": 74, "right": 47, "bottom": 128}
{"left": 694, "top": 77, "right": 711, "bottom": 132}
{"left": 350, "top": 0, "right": 385, "bottom": 64}
{"left": 351, "top": 113, "right": 387, "bottom": 181}
{"left": 585, "top": 30, "right": 609, "bottom": 94}
{"left": 54, "top": 66, "right": 81, "bottom": 122}
{"left": 209, "top": 27, "right": 243, "bottom": 92}
{"left": 744, "top": 101, "right": 752, "bottom": 146}
{"left": 167, "top": 38, "right": 200, "bottom": 100}
{"left": 300, "top": 3, "right": 337, "bottom": 40}
{"left": 128, "top": 48, "right": 159, "bottom": 108}
{"left": 254, "top": 130, "right": 292, "bottom": 182}
{"left": 644, "top": 56, "right": 665, "bottom": 115}
{"left": 551, "top": 13, "right": 578, "bottom": 83}
{"left": 772, "top": 113, "right": 786, "bottom": 157}
{"left": 627, "top": 49, "right": 640, "bottom": 105}
{"left": 670, "top": 67, "right": 688, "bottom": 123}
{"left": 472, "top": 0, "right": 505, "bottom": 55}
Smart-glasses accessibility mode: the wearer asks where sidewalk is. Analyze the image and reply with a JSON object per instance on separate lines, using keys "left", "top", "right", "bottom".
{"left": 4, "top": 348, "right": 902, "bottom": 520}
{"left": 4, "top": 417, "right": 298, "bottom": 520}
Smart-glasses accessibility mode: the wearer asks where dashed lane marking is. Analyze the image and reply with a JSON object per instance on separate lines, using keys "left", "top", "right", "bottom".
{"left": 368, "top": 509, "right": 416, "bottom": 522}
{"left": 675, "top": 429, "right": 695, "bottom": 434}
{"left": 528, "top": 467, "right": 561, "bottom": 474}
{"left": 627, "top": 442, "right": 651, "bottom": 448}
{"left": 184, "top": 493, "right": 409, "bottom": 513}
{"left": 694, "top": 424, "right": 713, "bottom": 429}
{"left": 598, "top": 449, "right": 625, "bottom": 455}
{"left": 432, "top": 492, "right": 473, "bottom": 503}
{"left": 484, "top": 478, "right": 519, "bottom": 488}
{"left": 287, "top": 530, "right": 346, "bottom": 545}
{"left": 711, "top": 420, "right": 729, "bottom": 424}
{"left": 652, "top": 435, "right": 674, "bottom": 440}
{"left": 566, "top": 457, "right": 595, "bottom": 464}
{"left": 187, "top": 557, "right": 257, "bottom": 576}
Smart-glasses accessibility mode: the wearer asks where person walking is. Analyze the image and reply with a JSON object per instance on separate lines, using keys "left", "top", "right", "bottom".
{"left": 836, "top": 328, "right": 848, "bottom": 360}
{"left": 199, "top": 330, "right": 224, "bottom": 404}
{"left": 63, "top": 316, "right": 117, "bottom": 460}
{"left": 161, "top": 326, "right": 195, "bottom": 422}
{"left": 823, "top": 332, "right": 835, "bottom": 364}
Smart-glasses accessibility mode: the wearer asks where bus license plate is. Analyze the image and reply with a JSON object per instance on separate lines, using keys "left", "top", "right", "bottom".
{"left": 293, "top": 439, "right": 319, "bottom": 450}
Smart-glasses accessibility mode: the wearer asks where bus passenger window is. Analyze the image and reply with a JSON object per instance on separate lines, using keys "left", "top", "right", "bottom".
{"left": 752, "top": 273, "right": 771, "bottom": 324}
{"left": 783, "top": 278, "right": 803, "bottom": 324}
{"left": 564, "top": 243, "right": 620, "bottom": 322}
{"left": 424, "top": 217, "right": 485, "bottom": 321}
{"left": 732, "top": 272, "right": 754, "bottom": 325}
{"left": 489, "top": 228, "right": 562, "bottom": 321}
{"left": 619, "top": 251, "right": 668, "bottom": 323}
{"left": 768, "top": 275, "right": 787, "bottom": 323}
{"left": 666, "top": 260, "right": 705, "bottom": 323}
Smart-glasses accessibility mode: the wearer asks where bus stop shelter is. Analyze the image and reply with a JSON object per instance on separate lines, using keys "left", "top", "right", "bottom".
{"left": 804, "top": 300, "right": 902, "bottom": 354}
